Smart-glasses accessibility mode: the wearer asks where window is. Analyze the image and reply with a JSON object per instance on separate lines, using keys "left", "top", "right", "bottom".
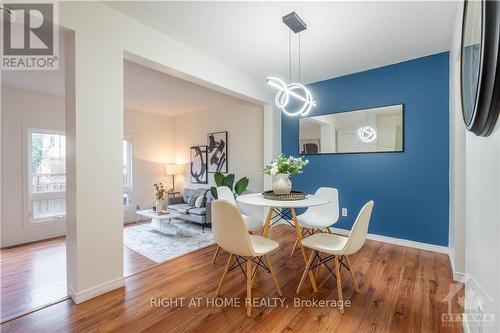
{"left": 123, "top": 136, "right": 133, "bottom": 207}
{"left": 28, "top": 129, "right": 66, "bottom": 222}
{"left": 26, "top": 129, "right": 132, "bottom": 223}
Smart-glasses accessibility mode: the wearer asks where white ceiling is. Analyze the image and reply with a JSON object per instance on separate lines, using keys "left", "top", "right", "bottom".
{"left": 3, "top": 1, "right": 459, "bottom": 115}
{"left": 106, "top": 1, "right": 458, "bottom": 84}
{"left": 2, "top": 55, "right": 243, "bottom": 115}
{"left": 123, "top": 60, "right": 242, "bottom": 115}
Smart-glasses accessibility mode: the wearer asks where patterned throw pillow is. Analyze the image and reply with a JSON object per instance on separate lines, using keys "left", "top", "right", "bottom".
{"left": 187, "top": 195, "right": 198, "bottom": 207}
{"left": 183, "top": 188, "right": 196, "bottom": 204}
{"left": 194, "top": 196, "right": 204, "bottom": 208}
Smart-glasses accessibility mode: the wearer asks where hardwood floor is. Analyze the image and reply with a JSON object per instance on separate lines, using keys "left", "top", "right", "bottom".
{"left": 1, "top": 225, "right": 463, "bottom": 333}
{"left": 123, "top": 242, "right": 157, "bottom": 277}
{"left": 1, "top": 237, "right": 67, "bottom": 323}
{"left": 1, "top": 223, "right": 156, "bottom": 324}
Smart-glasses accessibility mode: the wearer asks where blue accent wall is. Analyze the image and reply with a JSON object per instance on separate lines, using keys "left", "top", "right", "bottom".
{"left": 282, "top": 52, "right": 450, "bottom": 246}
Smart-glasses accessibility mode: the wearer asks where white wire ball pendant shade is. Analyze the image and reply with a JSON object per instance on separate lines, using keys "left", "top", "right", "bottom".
{"left": 266, "top": 12, "right": 316, "bottom": 117}
{"left": 266, "top": 77, "right": 316, "bottom": 117}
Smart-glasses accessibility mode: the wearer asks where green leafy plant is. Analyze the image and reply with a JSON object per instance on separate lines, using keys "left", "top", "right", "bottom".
{"left": 210, "top": 172, "right": 249, "bottom": 199}
{"left": 263, "top": 154, "right": 309, "bottom": 176}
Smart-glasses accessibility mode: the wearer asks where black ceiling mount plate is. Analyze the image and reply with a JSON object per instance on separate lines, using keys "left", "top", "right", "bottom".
{"left": 282, "top": 12, "right": 307, "bottom": 33}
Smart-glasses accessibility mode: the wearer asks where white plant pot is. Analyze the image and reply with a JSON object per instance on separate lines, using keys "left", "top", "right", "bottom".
{"left": 272, "top": 173, "right": 292, "bottom": 194}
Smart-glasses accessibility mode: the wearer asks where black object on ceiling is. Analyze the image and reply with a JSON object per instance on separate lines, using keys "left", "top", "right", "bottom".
{"left": 282, "top": 12, "right": 307, "bottom": 33}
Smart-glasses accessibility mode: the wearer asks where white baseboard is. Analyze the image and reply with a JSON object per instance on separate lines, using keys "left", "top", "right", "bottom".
{"left": 453, "top": 271, "right": 465, "bottom": 282}
{"left": 462, "top": 313, "right": 470, "bottom": 333}
{"left": 270, "top": 222, "right": 450, "bottom": 254}
{"left": 68, "top": 277, "right": 124, "bottom": 304}
{"left": 329, "top": 227, "right": 449, "bottom": 254}
{"left": 448, "top": 250, "right": 466, "bottom": 282}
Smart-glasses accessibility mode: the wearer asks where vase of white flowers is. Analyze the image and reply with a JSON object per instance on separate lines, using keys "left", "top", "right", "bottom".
{"left": 263, "top": 154, "right": 309, "bottom": 194}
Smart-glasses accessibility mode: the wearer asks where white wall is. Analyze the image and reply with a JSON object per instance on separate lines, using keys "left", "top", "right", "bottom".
{"left": 1, "top": 86, "right": 66, "bottom": 247}
{"left": 123, "top": 109, "right": 173, "bottom": 215}
{"left": 448, "top": 2, "right": 466, "bottom": 280}
{"left": 263, "top": 104, "right": 281, "bottom": 190}
{"left": 173, "top": 102, "right": 264, "bottom": 193}
{"left": 450, "top": 4, "right": 500, "bottom": 332}
{"left": 465, "top": 123, "right": 500, "bottom": 333}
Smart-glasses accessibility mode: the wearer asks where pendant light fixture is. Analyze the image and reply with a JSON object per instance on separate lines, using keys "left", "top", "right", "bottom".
{"left": 266, "top": 12, "right": 316, "bottom": 117}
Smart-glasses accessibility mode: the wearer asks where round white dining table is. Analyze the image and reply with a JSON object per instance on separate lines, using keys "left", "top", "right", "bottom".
{"left": 237, "top": 193, "right": 330, "bottom": 292}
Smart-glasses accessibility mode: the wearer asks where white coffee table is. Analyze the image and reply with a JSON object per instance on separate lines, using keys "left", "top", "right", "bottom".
{"left": 136, "top": 209, "right": 182, "bottom": 235}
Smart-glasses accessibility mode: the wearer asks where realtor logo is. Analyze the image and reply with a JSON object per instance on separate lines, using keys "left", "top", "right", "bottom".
{"left": 442, "top": 273, "right": 495, "bottom": 329}
{"left": 1, "top": 2, "right": 59, "bottom": 70}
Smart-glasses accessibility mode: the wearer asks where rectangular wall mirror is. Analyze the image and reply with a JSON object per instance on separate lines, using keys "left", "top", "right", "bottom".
{"left": 299, "top": 104, "right": 404, "bottom": 154}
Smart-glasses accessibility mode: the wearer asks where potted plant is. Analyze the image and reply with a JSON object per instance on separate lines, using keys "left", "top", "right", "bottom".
{"left": 153, "top": 183, "right": 167, "bottom": 213}
{"left": 210, "top": 172, "right": 249, "bottom": 199}
{"left": 263, "top": 154, "right": 309, "bottom": 194}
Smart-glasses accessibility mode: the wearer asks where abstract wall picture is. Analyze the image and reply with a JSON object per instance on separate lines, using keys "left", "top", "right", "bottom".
{"left": 190, "top": 145, "right": 207, "bottom": 184}
{"left": 207, "top": 131, "right": 228, "bottom": 173}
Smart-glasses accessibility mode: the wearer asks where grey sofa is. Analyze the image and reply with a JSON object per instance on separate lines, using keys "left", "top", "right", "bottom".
{"left": 168, "top": 187, "right": 212, "bottom": 232}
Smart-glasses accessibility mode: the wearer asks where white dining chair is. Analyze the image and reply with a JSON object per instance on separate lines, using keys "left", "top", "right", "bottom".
{"left": 296, "top": 200, "right": 374, "bottom": 313}
{"left": 212, "top": 186, "right": 263, "bottom": 263}
{"left": 290, "top": 187, "right": 339, "bottom": 256}
{"left": 212, "top": 200, "right": 282, "bottom": 317}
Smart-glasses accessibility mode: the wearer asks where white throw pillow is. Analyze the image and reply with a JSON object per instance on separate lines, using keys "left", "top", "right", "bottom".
{"left": 195, "top": 195, "right": 204, "bottom": 208}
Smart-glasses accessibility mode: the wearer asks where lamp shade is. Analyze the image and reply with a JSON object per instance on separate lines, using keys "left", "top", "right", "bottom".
{"left": 165, "top": 164, "right": 178, "bottom": 175}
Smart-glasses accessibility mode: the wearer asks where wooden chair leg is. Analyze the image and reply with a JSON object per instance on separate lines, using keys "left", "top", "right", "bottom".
{"left": 264, "top": 255, "right": 282, "bottom": 296}
{"left": 290, "top": 235, "right": 300, "bottom": 256}
{"left": 315, "top": 252, "right": 322, "bottom": 280}
{"left": 216, "top": 254, "right": 233, "bottom": 296}
{"left": 246, "top": 258, "right": 252, "bottom": 317}
{"left": 290, "top": 228, "right": 306, "bottom": 257}
{"left": 212, "top": 245, "right": 221, "bottom": 264}
{"left": 334, "top": 255, "right": 345, "bottom": 313}
{"left": 251, "top": 260, "right": 258, "bottom": 287}
{"left": 296, "top": 250, "right": 316, "bottom": 294}
{"left": 345, "top": 256, "right": 360, "bottom": 293}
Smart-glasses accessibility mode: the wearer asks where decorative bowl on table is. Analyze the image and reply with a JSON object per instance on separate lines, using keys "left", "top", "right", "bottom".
{"left": 262, "top": 190, "right": 306, "bottom": 201}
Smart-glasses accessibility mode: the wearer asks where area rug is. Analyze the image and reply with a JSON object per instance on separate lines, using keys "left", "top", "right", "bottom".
{"left": 123, "top": 221, "right": 214, "bottom": 263}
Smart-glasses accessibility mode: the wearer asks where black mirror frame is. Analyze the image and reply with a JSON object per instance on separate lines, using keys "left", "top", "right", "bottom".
{"left": 460, "top": 0, "right": 500, "bottom": 136}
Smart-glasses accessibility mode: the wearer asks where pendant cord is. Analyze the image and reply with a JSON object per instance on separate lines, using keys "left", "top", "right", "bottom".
{"left": 299, "top": 33, "right": 301, "bottom": 82}
{"left": 288, "top": 29, "right": 291, "bottom": 82}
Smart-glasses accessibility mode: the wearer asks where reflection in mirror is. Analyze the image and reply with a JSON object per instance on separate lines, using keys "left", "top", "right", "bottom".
{"left": 299, "top": 104, "right": 403, "bottom": 154}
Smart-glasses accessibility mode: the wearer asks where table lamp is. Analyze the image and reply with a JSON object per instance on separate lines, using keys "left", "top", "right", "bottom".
{"left": 165, "top": 164, "right": 178, "bottom": 192}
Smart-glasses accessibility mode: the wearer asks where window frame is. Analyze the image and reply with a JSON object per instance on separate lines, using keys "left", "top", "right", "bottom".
{"left": 23, "top": 126, "right": 135, "bottom": 226}
{"left": 24, "top": 126, "right": 66, "bottom": 226}
{"left": 123, "top": 134, "right": 134, "bottom": 212}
